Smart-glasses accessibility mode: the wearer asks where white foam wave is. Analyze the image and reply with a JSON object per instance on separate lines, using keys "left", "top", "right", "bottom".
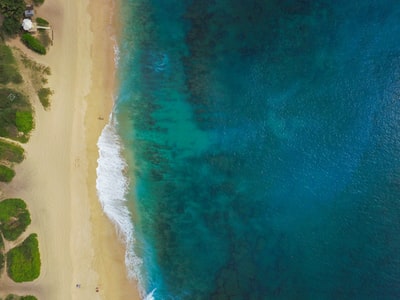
{"left": 111, "top": 36, "right": 121, "bottom": 67}
{"left": 113, "top": 43, "right": 121, "bottom": 67}
{"left": 144, "top": 288, "right": 156, "bottom": 300}
{"left": 96, "top": 117, "right": 146, "bottom": 297}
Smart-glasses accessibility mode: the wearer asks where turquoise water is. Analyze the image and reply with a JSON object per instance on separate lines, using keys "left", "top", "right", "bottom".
{"left": 98, "top": 0, "right": 400, "bottom": 299}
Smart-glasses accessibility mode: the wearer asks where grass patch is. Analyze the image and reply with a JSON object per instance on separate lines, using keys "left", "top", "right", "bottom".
{"left": 7, "top": 233, "right": 41, "bottom": 282}
{"left": 21, "top": 34, "right": 46, "bottom": 55}
{"left": 20, "top": 54, "right": 51, "bottom": 75}
{"left": 15, "top": 111, "right": 33, "bottom": 135}
{"left": 38, "top": 31, "right": 51, "bottom": 49}
{"left": 0, "top": 88, "right": 33, "bottom": 142}
{"left": 35, "top": 17, "right": 49, "bottom": 26}
{"left": 19, "top": 53, "right": 51, "bottom": 95}
{"left": 37, "top": 87, "right": 52, "bottom": 109}
{"left": 0, "top": 139, "right": 24, "bottom": 163}
{"left": 0, "top": 43, "right": 23, "bottom": 85}
{"left": 0, "top": 165, "right": 15, "bottom": 182}
{"left": 0, "top": 198, "right": 31, "bottom": 241}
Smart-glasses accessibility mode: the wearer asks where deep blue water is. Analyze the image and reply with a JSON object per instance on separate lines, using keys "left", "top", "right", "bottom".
{"left": 113, "top": 0, "right": 400, "bottom": 299}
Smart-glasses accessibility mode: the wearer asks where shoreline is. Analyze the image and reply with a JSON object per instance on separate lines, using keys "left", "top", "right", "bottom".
{"left": 85, "top": 0, "right": 141, "bottom": 299}
{"left": 0, "top": 0, "right": 140, "bottom": 299}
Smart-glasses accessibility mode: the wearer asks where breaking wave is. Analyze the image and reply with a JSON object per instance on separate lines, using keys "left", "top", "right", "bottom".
{"left": 96, "top": 115, "right": 146, "bottom": 297}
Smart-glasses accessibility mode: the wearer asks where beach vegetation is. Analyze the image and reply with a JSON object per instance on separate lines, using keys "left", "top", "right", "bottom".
{"left": 0, "top": 164, "right": 15, "bottom": 182}
{"left": 0, "top": 233, "right": 4, "bottom": 250}
{"left": 21, "top": 34, "right": 46, "bottom": 55}
{"left": 17, "top": 54, "right": 52, "bottom": 110}
{"left": 0, "top": 88, "right": 33, "bottom": 142}
{"left": 0, "top": 198, "right": 31, "bottom": 241}
{"left": 1, "top": 18, "right": 21, "bottom": 37}
{"left": 6, "top": 233, "right": 41, "bottom": 282}
{"left": 20, "top": 52, "right": 51, "bottom": 85}
{"left": 36, "top": 18, "right": 52, "bottom": 49}
{"left": 15, "top": 111, "right": 33, "bottom": 135}
{"left": 0, "top": 139, "right": 24, "bottom": 163}
{"left": 20, "top": 53, "right": 51, "bottom": 75}
{"left": 38, "top": 87, "right": 52, "bottom": 109}
{"left": 33, "top": 0, "right": 45, "bottom": 6}
{"left": 5, "top": 295, "right": 38, "bottom": 300}
{"left": 0, "top": 0, "right": 25, "bottom": 36}
{"left": 35, "top": 17, "right": 49, "bottom": 27}
{"left": 0, "top": 44, "right": 23, "bottom": 85}
{"left": 0, "top": 235, "right": 3, "bottom": 275}
{"left": 0, "top": 251, "right": 4, "bottom": 275}
{"left": 38, "top": 30, "right": 51, "bottom": 49}
{"left": 43, "top": 66, "right": 50, "bottom": 75}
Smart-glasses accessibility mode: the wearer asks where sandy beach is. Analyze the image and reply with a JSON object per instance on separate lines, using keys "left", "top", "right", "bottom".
{"left": 0, "top": 0, "right": 140, "bottom": 299}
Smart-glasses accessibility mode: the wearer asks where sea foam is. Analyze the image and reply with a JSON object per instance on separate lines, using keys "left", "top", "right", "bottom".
{"left": 96, "top": 116, "right": 146, "bottom": 296}
{"left": 143, "top": 289, "right": 156, "bottom": 300}
{"left": 112, "top": 38, "right": 120, "bottom": 67}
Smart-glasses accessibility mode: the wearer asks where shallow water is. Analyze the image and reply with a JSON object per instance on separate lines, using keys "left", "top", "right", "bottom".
{"left": 98, "top": 0, "right": 400, "bottom": 299}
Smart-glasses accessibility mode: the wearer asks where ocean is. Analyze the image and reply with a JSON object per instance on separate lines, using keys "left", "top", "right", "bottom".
{"left": 97, "top": 0, "right": 400, "bottom": 299}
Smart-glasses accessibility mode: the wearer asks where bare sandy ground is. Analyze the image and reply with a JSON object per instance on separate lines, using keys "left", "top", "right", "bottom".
{"left": 0, "top": 0, "right": 140, "bottom": 299}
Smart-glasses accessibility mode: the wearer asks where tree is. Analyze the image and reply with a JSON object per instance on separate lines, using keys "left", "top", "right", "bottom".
{"left": 0, "top": 0, "right": 25, "bottom": 36}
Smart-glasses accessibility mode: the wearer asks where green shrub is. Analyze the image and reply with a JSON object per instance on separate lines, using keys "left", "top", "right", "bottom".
{"left": 20, "top": 53, "right": 51, "bottom": 75}
{"left": 12, "top": 73, "right": 23, "bottom": 84}
{"left": 0, "top": 139, "right": 25, "bottom": 163}
{"left": 0, "top": 165, "right": 15, "bottom": 182}
{"left": 0, "top": 88, "right": 32, "bottom": 142}
{"left": 21, "top": 297, "right": 38, "bottom": 300}
{"left": 21, "top": 34, "right": 46, "bottom": 55}
{"left": 0, "top": 198, "right": 31, "bottom": 241}
{"left": 38, "top": 87, "right": 52, "bottom": 109}
{"left": 35, "top": 17, "right": 49, "bottom": 26}
{"left": 43, "top": 66, "right": 51, "bottom": 75}
{"left": 33, "top": 0, "right": 44, "bottom": 6}
{"left": 0, "top": 44, "right": 23, "bottom": 85}
{"left": 0, "top": 43, "right": 15, "bottom": 64}
{"left": 7, "top": 233, "right": 41, "bottom": 282}
{"left": 15, "top": 111, "right": 33, "bottom": 135}
{"left": 0, "top": 88, "right": 29, "bottom": 108}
